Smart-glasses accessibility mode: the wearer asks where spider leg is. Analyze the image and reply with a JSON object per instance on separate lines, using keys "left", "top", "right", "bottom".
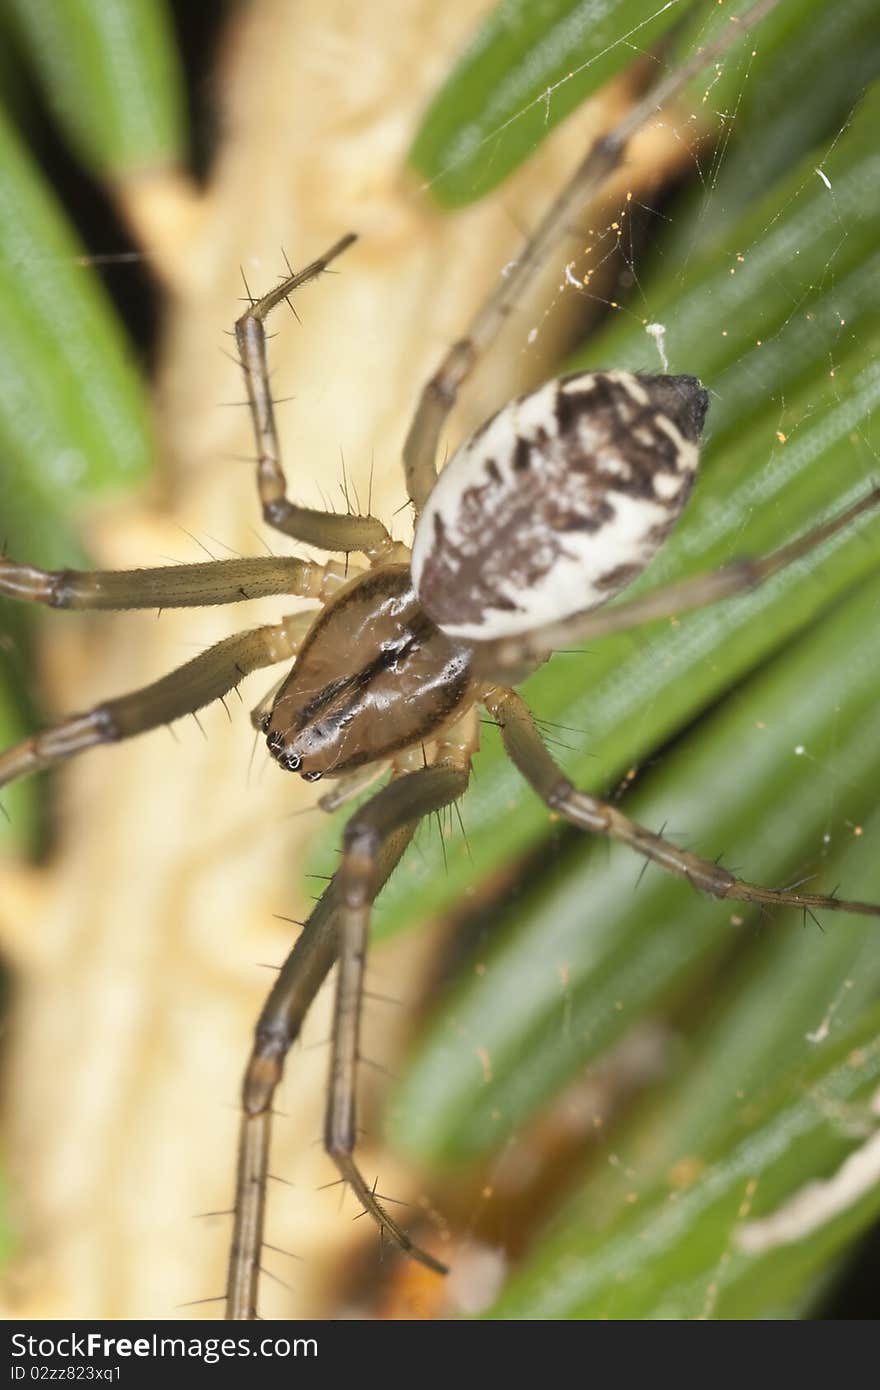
{"left": 0, "top": 615, "right": 307, "bottom": 789}
{"left": 326, "top": 761, "right": 470, "bottom": 1275}
{"left": 471, "top": 487, "right": 880, "bottom": 676}
{"left": 0, "top": 553, "right": 348, "bottom": 610}
{"left": 234, "top": 234, "right": 393, "bottom": 558}
{"left": 402, "top": 0, "right": 782, "bottom": 514}
{"left": 485, "top": 687, "right": 880, "bottom": 918}
{"left": 226, "top": 820, "right": 417, "bottom": 1321}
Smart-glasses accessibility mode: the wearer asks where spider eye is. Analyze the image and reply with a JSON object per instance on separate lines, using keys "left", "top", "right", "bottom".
{"left": 267, "top": 729, "right": 284, "bottom": 753}
{"left": 279, "top": 751, "right": 302, "bottom": 772}
{"left": 301, "top": 769, "right": 323, "bottom": 783}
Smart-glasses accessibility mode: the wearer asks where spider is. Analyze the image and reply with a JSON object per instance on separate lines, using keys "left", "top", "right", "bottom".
{"left": 1, "top": 0, "right": 878, "bottom": 1322}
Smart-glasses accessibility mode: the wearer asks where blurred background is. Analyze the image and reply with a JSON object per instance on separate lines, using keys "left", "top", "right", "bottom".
{"left": 1, "top": 0, "right": 879, "bottom": 1320}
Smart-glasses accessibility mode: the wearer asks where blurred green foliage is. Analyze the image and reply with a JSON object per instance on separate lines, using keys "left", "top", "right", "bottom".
{"left": 409, "top": 0, "right": 684, "bottom": 206}
{"left": 6, "top": 0, "right": 186, "bottom": 177}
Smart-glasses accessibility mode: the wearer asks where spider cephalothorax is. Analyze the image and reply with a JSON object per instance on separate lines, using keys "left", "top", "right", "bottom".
{"left": 264, "top": 564, "right": 474, "bottom": 780}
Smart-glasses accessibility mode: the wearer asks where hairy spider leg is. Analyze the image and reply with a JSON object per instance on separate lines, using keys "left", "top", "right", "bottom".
{"left": 228, "top": 710, "right": 479, "bottom": 1317}
{"left": 234, "top": 234, "right": 394, "bottom": 558}
{"left": 326, "top": 762, "right": 470, "bottom": 1271}
{"left": 401, "top": 0, "right": 783, "bottom": 516}
{"left": 226, "top": 819, "right": 419, "bottom": 1320}
{"left": 0, "top": 553, "right": 347, "bottom": 611}
{"left": 485, "top": 687, "right": 880, "bottom": 919}
{"left": 0, "top": 615, "right": 314, "bottom": 790}
{"left": 224, "top": 825, "right": 356, "bottom": 1323}
{"left": 0, "top": 553, "right": 354, "bottom": 788}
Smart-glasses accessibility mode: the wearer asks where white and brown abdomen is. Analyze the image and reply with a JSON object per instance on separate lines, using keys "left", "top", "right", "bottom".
{"left": 411, "top": 371, "right": 709, "bottom": 641}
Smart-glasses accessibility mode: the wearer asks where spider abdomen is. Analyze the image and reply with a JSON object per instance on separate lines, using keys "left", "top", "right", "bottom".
{"left": 411, "top": 370, "right": 708, "bottom": 641}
